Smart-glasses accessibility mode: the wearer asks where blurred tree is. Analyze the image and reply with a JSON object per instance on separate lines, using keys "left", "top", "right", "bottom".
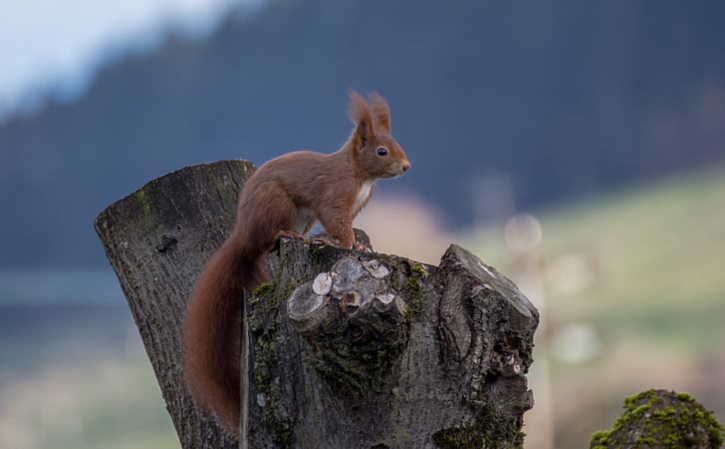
{"left": 1, "top": 0, "right": 725, "bottom": 267}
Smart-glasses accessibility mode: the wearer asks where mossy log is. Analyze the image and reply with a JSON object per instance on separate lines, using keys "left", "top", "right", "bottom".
{"left": 590, "top": 389, "right": 724, "bottom": 449}
{"left": 95, "top": 160, "right": 540, "bottom": 449}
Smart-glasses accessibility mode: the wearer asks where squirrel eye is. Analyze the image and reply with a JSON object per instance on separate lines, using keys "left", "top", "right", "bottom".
{"left": 376, "top": 147, "right": 389, "bottom": 156}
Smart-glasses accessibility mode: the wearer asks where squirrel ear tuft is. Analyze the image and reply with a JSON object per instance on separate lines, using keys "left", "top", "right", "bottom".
{"left": 348, "top": 90, "right": 375, "bottom": 146}
{"left": 369, "top": 92, "right": 391, "bottom": 133}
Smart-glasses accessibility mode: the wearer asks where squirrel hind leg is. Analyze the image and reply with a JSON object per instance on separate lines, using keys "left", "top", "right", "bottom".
{"left": 246, "top": 183, "right": 297, "bottom": 244}
{"left": 316, "top": 207, "right": 355, "bottom": 249}
{"left": 245, "top": 182, "right": 314, "bottom": 240}
{"left": 293, "top": 207, "right": 316, "bottom": 234}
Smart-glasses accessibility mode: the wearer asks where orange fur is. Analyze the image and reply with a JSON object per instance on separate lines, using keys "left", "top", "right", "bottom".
{"left": 182, "top": 91, "right": 410, "bottom": 438}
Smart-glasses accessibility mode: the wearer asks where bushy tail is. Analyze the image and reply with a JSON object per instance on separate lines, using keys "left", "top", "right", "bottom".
{"left": 182, "top": 236, "right": 265, "bottom": 437}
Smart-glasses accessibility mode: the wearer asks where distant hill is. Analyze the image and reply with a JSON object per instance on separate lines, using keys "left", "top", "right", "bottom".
{"left": 2, "top": 0, "right": 725, "bottom": 267}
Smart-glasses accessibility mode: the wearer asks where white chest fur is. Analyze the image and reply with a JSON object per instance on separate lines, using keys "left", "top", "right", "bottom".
{"left": 354, "top": 180, "right": 375, "bottom": 212}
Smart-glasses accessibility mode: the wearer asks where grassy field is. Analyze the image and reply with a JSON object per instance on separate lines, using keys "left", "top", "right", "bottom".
{"left": 0, "top": 352, "right": 178, "bottom": 449}
{"left": 0, "top": 304, "right": 177, "bottom": 449}
{"left": 468, "top": 166, "right": 725, "bottom": 350}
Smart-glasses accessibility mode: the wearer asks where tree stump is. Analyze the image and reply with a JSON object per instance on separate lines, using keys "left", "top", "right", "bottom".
{"left": 95, "top": 160, "right": 253, "bottom": 449}
{"left": 590, "top": 389, "right": 725, "bottom": 449}
{"left": 95, "top": 160, "right": 539, "bottom": 449}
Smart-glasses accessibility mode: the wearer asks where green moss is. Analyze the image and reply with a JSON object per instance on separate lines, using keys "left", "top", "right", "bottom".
{"left": 134, "top": 188, "right": 153, "bottom": 217}
{"left": 406, "top": 277, "right": 422, "bottom": 317}
{"left": 265, "top": 278, "right": 296, "bottom": 313}
{"left": 249, "top": 276, "right": 296, "bottom": 448}
{"left": 284, "top": 278, "right": 297, "bottom": 298}
{"left": 252, "top": 282, "right": 274, "bottom": 296}
{"left": 676, "top": 392, "right": 693, "bottom": 401}
{"left": 254, "top": 334, "right": 274, "bottom": 388}
{"left": 253, "top": 332, "right": 293, "bottom": 447}
{"left": 652, "top": 406, "right": 676, "bottom": 419}
{"left": 590, "top": 430, "right": 609, "bottom": 446}
{"left": 385, "top": 259, "right": 426, "bottom": 318}
{"left": 411, "top": 262, "right": 425, "bottom": 274}
{"left": 432, "top": 402, "right": 524, "bottom": 448}
{"left": 404, "top": 262, "right": 425, "bottom": 318}
{"left": 589, "top": 389, "right": 725, "bottom": 449}
{"left": 624, "top": 389, "right": 662, "bottom": 409}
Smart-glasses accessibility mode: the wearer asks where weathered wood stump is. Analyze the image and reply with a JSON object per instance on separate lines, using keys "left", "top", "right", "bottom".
{"left": 95, "top": 161, "right": 253, "bottom": 449}
{"left": 95, "top": 160, "right": 539, "bottom": 449}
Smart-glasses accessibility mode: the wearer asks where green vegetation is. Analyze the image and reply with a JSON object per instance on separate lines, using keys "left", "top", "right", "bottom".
{"left": 133, "top": 188, "right": 153, "bottom": 218}
{"left": 249, "top": 279, "right": 294, "bottom": 448}
{"left": 252, "top": 281, "right": 274, "bottom": 296}
{"left": 432, "top": 401, "right": 525, "bottom": 449}
{"left": 405, "top": 266, "right": 424, "bottom": 318}
{"left": 590, "top": 389, "right": 724, "bottom": 449}
{"left": 468, "top": 167, "right": 725, "bottom": 352}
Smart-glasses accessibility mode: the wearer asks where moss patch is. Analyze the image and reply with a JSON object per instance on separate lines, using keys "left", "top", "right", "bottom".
{"left": 411, "top": 262, "right": 425, "bottom": 275}
{"left": 252, "top": 282, "right": 274, "bottom": 296}
{"left": 404, "top": 262, "right": 425, "bottom": 318}
{"left": 589, "top": 389, "right": 725, "bottom": 449}
{"left": 134, "top": 188, "right": 153, "bottom": 217}
{"left": 253, "top": 332, "right": 292, "bottom": 447}
{"left": 305, "top": 307, "right": 409, "bottom": 397}
{"left": 432, "top": 401, "right": 524, "bottom": 449}
{"left": 249, "top": 281, "right": 294, "bottom": 448}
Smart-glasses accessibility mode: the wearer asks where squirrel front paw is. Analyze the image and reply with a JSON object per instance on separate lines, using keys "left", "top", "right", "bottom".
{"left": 353, "top": 241, "right": 372, "bottom": 252}
{"left": 309, "top": 236, "right": 339, "bottom": 247}
{"left": 307, "top": 237, "right": 370, "bottom": 252}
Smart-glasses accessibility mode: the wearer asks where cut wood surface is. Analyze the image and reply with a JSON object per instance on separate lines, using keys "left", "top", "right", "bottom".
{"left": 95, "top": 160, "right": 540, "bottom": 449}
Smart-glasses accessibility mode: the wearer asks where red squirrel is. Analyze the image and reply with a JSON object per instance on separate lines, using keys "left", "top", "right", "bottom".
{"left": 182, "top": 91, "right": 410, "bottom": 437}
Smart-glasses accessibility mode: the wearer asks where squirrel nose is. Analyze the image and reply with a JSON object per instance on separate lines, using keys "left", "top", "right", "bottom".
{"left": 402, "top": 161, "right": 410, "bottom": 172}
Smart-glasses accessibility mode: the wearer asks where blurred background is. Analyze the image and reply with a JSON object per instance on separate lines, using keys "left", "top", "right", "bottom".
{"left": 1, "top": 0, "right": 724, "bottom": 448}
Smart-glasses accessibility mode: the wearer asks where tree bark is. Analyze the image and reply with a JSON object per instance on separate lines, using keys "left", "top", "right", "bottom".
{"left": 95, "top": 160, "right": 253, "bottom": 449}
{"left": 95, "top": 160, "right": 540, "bottom": 449}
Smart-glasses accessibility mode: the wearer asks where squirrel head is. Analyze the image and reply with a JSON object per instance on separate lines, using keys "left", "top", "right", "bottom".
{"left": 347, "top": 91, "right": 410, "bottom": 179}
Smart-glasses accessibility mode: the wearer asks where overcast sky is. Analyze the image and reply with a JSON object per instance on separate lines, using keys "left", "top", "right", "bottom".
{"left": 0, "top": 0, "right": 262, "bottom": 117}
